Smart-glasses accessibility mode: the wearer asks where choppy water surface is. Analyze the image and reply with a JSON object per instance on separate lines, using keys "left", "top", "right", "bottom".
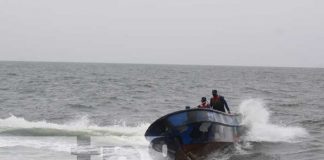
{"left": 0, "top": 61, "right": 323, "bottom": 160}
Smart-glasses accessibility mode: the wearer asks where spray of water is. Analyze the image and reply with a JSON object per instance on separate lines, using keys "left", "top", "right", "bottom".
{"left": 238, "top": 99, "right": 308, "bottom": 142}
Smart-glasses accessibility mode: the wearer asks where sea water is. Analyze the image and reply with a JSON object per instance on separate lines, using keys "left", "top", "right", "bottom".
{"left": 0, "top": 61, "right": 323, "bottom": 160}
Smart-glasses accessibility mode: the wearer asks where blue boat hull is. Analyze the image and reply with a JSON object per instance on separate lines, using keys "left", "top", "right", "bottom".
{"left": 145, "top": 108, "right": 243, "bottom": 160}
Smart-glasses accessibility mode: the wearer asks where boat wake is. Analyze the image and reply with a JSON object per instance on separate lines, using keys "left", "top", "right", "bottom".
{"left": 0, "top": 115, "right": 149, "bottom": 137}
{"left": 0, "top": 115, "right": 150, "bottom": 155}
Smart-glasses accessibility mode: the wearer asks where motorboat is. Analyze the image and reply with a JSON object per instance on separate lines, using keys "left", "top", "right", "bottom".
{"left": 145, "top": 107, "right": 243, "bottom": 160}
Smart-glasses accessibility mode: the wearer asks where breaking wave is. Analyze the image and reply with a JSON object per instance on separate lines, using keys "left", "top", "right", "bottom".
{"left": 239, "top": 99, "right": 308, "bottom": 142}
{"left": 0, "top": 115, "right": 150, "bottom": 154}
{"left": 0, "top": 115, "right": 149, "bottom": 137}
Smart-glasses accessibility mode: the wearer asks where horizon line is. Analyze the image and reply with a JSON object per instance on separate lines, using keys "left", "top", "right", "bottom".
{"left": 0, "top": 60, "right": 323, "bottom": 69}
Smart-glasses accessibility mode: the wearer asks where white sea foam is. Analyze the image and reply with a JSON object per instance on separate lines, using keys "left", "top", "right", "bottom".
{"left": 0, "top": 115, "right": 151, "bottom": 157}
{"left": 0, "top": 115, "right": 149, "bottom": 137}
{"left": 0, "top": 136, "right": 76, "bottom": 152}
{"left": 238, "top": 99, "right": 308, "bottom": 142}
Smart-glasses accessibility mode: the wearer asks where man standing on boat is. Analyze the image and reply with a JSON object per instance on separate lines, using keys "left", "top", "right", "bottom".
{"left": 210, "top": 90, "right": 231, "bottom": 114}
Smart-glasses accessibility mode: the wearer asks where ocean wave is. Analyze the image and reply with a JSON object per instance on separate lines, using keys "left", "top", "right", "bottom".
{"left": 68, "top": 104, "right": 94, "bottom": 109}
{"left": 0, "top": 87, "right": 9, "bottom": 91}
{"left": 63, "top": 76, "right": 76, "bottom": 80}
{"left": 242, "top": 87, "right": 276, "bottom": 95}
{"left": 0, "top": 136, "right": 76, "bottom": 152}
{"left": 0, "top": 115, "right": 150, "bottom": 137}
{"left": 299, "top": 118, "right": 324, "bottom": 128}
{"left": 6, "top": 73, "right": 18, "bottom": 76}
{"left": 276, "top": 102, "right": 301, "bottom": 107}
{"left": 228, "top": 152, "right": 279, "bottom": 160}
{"left": 239, "top": 99, "right": 308, "bottom": 143}
{"left": 0, "top": 115, "right": 151, "bottom": 154}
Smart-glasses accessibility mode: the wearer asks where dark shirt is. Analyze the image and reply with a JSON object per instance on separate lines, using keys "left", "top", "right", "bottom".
{"left": 210, "top": 96, "right": 230, "bottom": 113}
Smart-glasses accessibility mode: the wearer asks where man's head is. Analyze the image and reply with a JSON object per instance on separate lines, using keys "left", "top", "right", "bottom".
{"left": 212, "top": 90, "right": 218, "bottom": 96}
{"left": 201, "top": 97, "right": 207, "bottom": 103}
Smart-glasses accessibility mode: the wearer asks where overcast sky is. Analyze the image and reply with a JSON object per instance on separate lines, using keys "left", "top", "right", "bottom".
{"left": 0, "top": 0, "right": 323, "bottom": 67}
